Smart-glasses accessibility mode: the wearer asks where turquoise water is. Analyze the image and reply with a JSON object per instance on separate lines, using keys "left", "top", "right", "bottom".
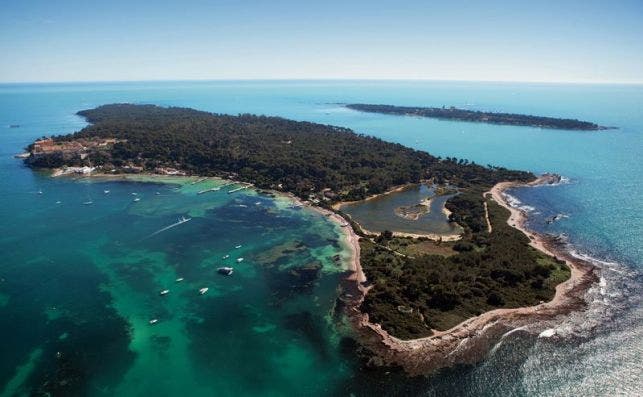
{"left": 0, "top": 81, "right": 641, "bottom": 395}
{"left": 339, "top": 184, "right": 460, "bottom": 236}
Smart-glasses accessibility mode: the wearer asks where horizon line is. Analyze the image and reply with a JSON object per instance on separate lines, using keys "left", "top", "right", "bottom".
{"left": 1, "top": 77, "right": 642, "bottom": 86}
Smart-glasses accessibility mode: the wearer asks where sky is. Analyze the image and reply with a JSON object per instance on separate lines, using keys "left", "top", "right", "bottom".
{"left": 1, "top": 0, "right": 642, "bottom": 83}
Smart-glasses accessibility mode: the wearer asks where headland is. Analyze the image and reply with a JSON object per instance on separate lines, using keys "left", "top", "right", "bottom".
{"left": 20, "top": 103, "right": 598, "bottom": 374}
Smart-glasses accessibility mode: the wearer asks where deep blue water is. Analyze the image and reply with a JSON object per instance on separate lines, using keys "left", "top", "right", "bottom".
{"left": 0, "top": 81, "right": 641, "bottom": 396}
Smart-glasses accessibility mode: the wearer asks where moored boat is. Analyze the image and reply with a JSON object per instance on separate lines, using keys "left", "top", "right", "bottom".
{"left": 217, "top": 266, "right": 234, "bottom": 276}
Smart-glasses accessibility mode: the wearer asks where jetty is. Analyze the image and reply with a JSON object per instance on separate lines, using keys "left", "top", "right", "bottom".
{"left": 197, "top": 186, "right": 221, "bottom": 195}
{"left": 228, "top": 183, "right": 253, "bottom": 194}
{"left": 191, "top": 177, "right": 208, "bottom": 185}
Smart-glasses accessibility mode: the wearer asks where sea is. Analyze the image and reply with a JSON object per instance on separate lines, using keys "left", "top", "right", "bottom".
{"left": 0, "top": 81, "right": 641, "bottom": 396}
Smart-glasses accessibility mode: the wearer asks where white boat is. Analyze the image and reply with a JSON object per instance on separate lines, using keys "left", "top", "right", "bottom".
{"left": 83, "top": 201, "right": 93, "bottom": 205}
{"left": 217, "top": 267, "right": 234, "bottom": 276}
{"left": 159, "top": 289, "right": 170, "bottom": 296}
{"left": 155, "top": 192, "right": 161, "bottom": 195}
{"left": 175, "top": 277, "right": 184, "bottom": 282}
{"left": 56, "top": 201, "right": 62, "bottom": 204}
{"left": 236, "top": 258, "right": 244, "bottom": 263}
{"left": 37, "top": 190, "right": 43, "bottom": 195}
{"left": 133, "top": 197, "right": 140, "bottom": 202}
{"left": 132, "top": 192, "right": 138, "bottom": 196}
{"left": 177, "top": 216, "right": 191, "bottom": 224}
{"left": 235, "top": 244, "right": 242, "bottom": 249}
{"left": 222, "top": 254, "right": 230, "bottom": 259}
{"left": 104, "top": 190, "right": 110, "bottom": 194}
{"left": 199, "top": 287, "right": 209, "bottom": 295}
{"left": 149, "top": 319, "right": 159, "bottom": 325}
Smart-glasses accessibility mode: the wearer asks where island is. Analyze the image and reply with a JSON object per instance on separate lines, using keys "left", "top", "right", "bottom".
{"left": 345, "top": 103, "right": 613, "bottom": 130}
{"left": 23, "top": 104, "right": 597, "bottom": 374}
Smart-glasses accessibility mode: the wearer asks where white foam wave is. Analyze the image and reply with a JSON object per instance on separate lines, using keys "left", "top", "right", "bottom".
{"left": 502, "top": 192, "right": 536, "bottom": 212}
{"left": 540, "top": 175, "right": 572, "bottom": 187}
{"left": 538, "top": 328, "right": 556, "bottom": 338}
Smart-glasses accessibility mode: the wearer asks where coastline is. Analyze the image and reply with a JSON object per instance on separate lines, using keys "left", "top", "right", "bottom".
{"left": 342, "top": 175, "right": 598, "bottom": 375}
{"left": 348, "top": 219, "right": 462, "bottom": 242}
{"left": 333, "top": 184, "right": 463, "bottom": 242}
{"left": 43, "top": 168, "right": 598, "bottom": 375}
{"left": 51, "top": 170, "right": 366, "bottom": 280}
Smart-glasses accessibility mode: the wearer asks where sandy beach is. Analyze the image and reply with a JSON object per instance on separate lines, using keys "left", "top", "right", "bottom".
{"left": 342, "top": 175, "right": 598, "bottom": 375}
{"left": 48, "top": 168, "right": 597, "bottom": 375}
{"left": 348, "top": 219, "right": 462, "bottom": 242}
{"left": 67, "top": 169, "right": 367, "bottom": 283}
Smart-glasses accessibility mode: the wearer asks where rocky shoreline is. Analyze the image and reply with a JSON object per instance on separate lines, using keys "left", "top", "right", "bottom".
{"left": 37, "top": 166, "right": 599, "bottom": 376}
{"left": 340, "top": 174, "right": 598, "bottom": 376}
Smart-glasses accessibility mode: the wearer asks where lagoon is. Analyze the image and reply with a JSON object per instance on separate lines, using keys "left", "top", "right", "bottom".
{"left": 0, "top": 80, "right": 641, "bottom": 396}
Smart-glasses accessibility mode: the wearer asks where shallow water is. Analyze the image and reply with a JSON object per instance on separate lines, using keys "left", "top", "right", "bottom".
{"left": 0, "top": 81, "right": 641, "bottom": 395}
{"left": 339, "top": 184, "right": 460, "bottom": 236}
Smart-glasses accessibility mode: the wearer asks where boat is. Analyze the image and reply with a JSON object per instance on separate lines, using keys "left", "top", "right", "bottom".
{"left": 175, "top": 277, "right": 184, "bottom": 282}
{"left": 149, "top": 319, "right": 159, "bottom": 325}
{"left": 199, "top": 287, "right": 209, "bottom": 295}
{"left": 177, "top": 216, "right": 191, "bottom": 224}
{"left": 235, "top": 244, "right": 242, "bottom": 249}
{"left": 159, "top": 289, "right": 170, "bottom": 296}
{"left": 83, "top": 201, "right": 93, "bottom": 205}
{"left": 132, "top": 192, "right": 138, "bottom": 196}
{"left": 56, "top": 201, "right": 62, "bottom": 204}
{"left": 155, "top": 191, "right": 161, "bottom": 195}
{"left": 222, "top": 254, "right": 230, "bottom": 259}
{"left": 104, "top": 190, "right": 110, "bottom": 194}
{"left": 133, "top": 197, "right": 140, "bottom": 202}
{"left": 37, "top": 190, "right": 43, "bottom": 195}
{"left": 236, "top": 257, "right": 244, "bottom": 263}
{"left": 217, "top": 267, "right": 234, "bottom": 276}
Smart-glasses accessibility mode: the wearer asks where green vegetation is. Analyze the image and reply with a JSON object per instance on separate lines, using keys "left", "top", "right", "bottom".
{"left": 346, "top": 103, "right": 611, "bottom": 131}
{"left": 27, "top": 104, "right": 533, "bottom": 201}
{"left": 24, "top": 104, "right": 570, "bottom": 340}
{"left": 360, "top": 199, "right": 570, "bottom": 339}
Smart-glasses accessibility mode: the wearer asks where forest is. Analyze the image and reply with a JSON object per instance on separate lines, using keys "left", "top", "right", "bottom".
{"left": 25, "top": 104, "right": 569, "bottom": 339}
{"left": 360, "top": 199, "right": 570, "bottom": 338}
{"left": 27, "top": 104, "right": 533, "bottom": 200}
{"left": 346, "top": 103, "right": 610, "bottom": 131}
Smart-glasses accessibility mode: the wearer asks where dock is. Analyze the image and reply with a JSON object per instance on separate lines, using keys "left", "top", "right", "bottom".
{"left": 197, "top": 187, "right": 221, "bottom": 195}
{"left": 191, "top": 177, "right": 208, "bottom": 185}
{"left": 228, "top": 184, "right": 253, "bottom": 194}
{"left": 197, "top": 181, "right": 235, "bottom": 195}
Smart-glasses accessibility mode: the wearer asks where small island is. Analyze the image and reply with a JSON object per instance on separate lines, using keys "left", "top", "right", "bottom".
{"left": 23, "top": 104, "right": 597, "bottom": 374}
{"left": 346, "top": 103, "right": 613, "bottom": 130}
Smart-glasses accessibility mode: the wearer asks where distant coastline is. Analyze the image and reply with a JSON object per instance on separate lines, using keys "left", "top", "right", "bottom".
{"left": 21, "top": 104, "right": 599, "bottom": 375}
{"left": 345, "top": 103, "right": 614, "bottom": 131}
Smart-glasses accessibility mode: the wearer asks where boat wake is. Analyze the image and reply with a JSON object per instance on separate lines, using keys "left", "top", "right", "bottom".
{"left": 142, "top": 216, "right": 192, "bottom": 240}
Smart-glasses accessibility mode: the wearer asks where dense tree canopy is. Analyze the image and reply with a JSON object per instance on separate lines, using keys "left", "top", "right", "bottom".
{"left": 31, "top": 104, "right": 533, "bottom": 200}
{"left": 346, "top": 103, "right": 610, "bottom": 131}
